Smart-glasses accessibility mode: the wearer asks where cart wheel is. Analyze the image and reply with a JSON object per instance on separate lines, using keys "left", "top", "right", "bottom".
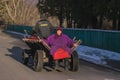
{"left": 34, "top": 50, "right": 43, "bottom": 72}
{"left": 22, "top": 50, "right": 29, "bottom": 65}
{"left": 70, "top": 51, "right": 79, "bottom": 71}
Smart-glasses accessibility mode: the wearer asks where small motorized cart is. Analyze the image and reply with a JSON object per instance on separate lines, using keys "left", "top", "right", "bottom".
{"left": 22, "top": 32, "right": 81, "bottom": 72}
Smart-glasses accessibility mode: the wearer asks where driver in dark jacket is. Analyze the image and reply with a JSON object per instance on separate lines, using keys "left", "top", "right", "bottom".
{"left": 33, "top": 15, "right": 53, "bottom": 39}
{"left": 32, "top": 15, "right": 53, "bottom": 66}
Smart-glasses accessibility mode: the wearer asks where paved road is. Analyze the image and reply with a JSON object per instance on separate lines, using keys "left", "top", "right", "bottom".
{"left": 0, "top": 31, "right": 120, "bottom": 80}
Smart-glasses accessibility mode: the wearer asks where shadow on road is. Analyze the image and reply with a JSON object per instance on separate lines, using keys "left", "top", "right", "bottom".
{"left": 6, "top": 46, "right": 36, "bottom": 71}
{"left": 6, "top": 46, "right": 23, "bottom": 62}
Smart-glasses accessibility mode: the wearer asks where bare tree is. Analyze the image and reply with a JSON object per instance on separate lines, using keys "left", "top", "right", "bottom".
{"left": 0, "top": 0, "right": 39, "bottom": 26}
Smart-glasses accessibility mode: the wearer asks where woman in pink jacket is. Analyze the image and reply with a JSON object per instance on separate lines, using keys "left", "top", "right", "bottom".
{"left": 45, "top": 27, "right": 78, "bottom": 70}
{"left": 46, "top": 27, "right": 77, "bottom": 58}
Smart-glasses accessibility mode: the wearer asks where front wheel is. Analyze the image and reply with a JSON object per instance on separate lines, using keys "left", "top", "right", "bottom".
{"left": 70, "top": 51, "right": 79, "bottom": 71}
{"left": 34, "top": 50, "right": 43, "bottom": 72}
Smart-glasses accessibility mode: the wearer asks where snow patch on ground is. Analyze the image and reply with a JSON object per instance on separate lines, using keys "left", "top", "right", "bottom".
{"left": 76, "top": 45, "right": 120, "bottom": 65}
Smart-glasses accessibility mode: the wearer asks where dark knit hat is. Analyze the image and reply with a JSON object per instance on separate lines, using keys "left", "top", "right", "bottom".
{"left": 56, "top": 27, "right": 62, "bottom": 31}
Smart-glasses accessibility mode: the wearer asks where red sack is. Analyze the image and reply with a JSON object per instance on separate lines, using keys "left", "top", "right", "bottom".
{"left": 53, "top": 48, "right": 70, "bottom": 60}
{"left": 29, "top": 36, "right": 39, "bottom": 40}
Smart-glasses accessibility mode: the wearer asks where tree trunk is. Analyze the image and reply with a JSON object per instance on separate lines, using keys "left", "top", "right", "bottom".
{"left": 98, "top": 15, "right": 103, "bottom": 29}
{"left": 59, "top": 5, "right": 63, "bottom": 26}
{"left": 112, "top": 18, "right": 117, "bottom": 30}
{"left": 118, "top": 20, "right": 120, "bottom": 30}
{"left": 118, "top": 11, "right": 120, "bottom": 30}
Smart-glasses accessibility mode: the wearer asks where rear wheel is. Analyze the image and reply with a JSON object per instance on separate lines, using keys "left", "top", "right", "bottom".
{"left": 70, "top": 51, "right": 79, "bottom": 71}
{"left": 34, "top": 50, "right": 43, "bottom": 72}
{"left": 22, "top": 49, "right": 29, "bottom": 65}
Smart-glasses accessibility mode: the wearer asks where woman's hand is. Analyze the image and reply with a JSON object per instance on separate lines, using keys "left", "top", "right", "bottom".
{"left": 73, "top": 43, "right": 78, "bottom": 47}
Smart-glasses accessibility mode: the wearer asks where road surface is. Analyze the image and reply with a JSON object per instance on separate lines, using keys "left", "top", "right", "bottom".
{"left": 0, "top": 30, "right": 120, "bottom": 80}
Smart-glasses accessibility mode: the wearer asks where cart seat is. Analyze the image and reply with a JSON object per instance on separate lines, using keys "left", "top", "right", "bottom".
{"left": 29, "top": 35, "right": 39, "bottom": 40}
